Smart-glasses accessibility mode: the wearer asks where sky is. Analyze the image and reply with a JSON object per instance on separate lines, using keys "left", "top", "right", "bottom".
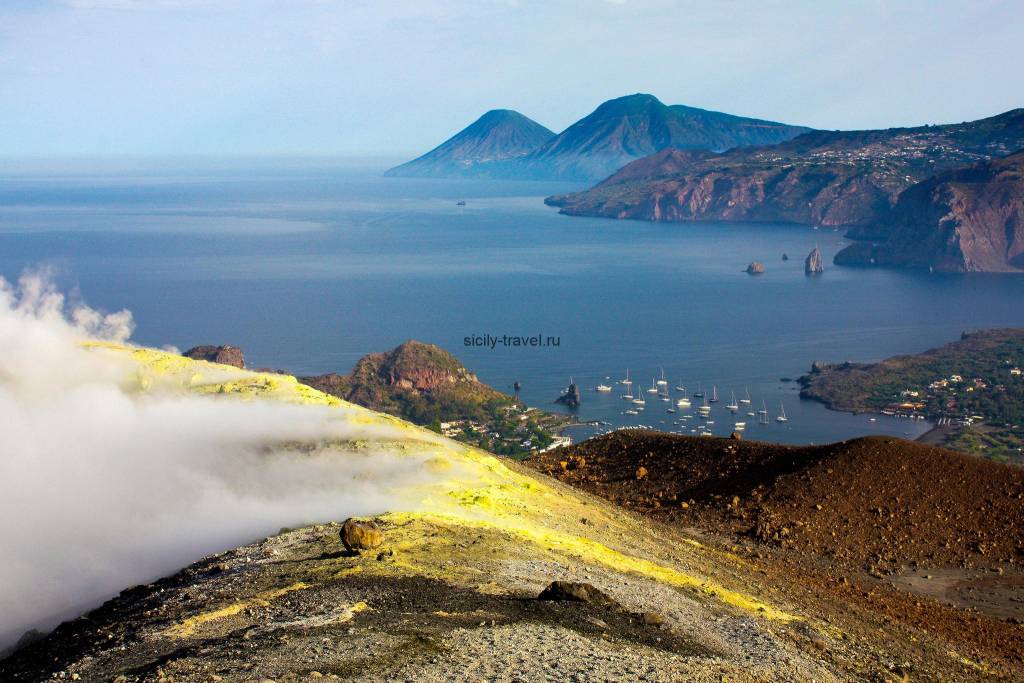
{"left": 0, "top": 0, "right": 1021, "bottom": 158}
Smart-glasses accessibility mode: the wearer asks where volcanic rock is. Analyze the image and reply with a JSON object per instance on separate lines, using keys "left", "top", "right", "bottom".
{"left": 746, "top": 262, "right": 765, "bottom": 274}
{"left": 556, "top": 381, "right": 581, "bottom": 408}
{"left": 805, "top": 247, "right": 824, "bottom": 274}
{"left": 339, "top": 518, "right": 384, "bottom": 554}
{"left": 182, "top": 345, "right": 244, "bottom": 369}
{"left": 537, "top": 581, "right": 620, "bottom": 608}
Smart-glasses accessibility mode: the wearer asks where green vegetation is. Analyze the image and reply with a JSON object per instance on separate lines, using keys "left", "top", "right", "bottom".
{"left": 799, "top": 329, "right": 1024, "bottom": 463}
{"left": 300, "top": 340, "right": 570, "bottom": 458}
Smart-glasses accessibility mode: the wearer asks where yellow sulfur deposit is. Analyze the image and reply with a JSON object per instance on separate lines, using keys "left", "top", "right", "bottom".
{"left": 92, "top": 342, "right": 797, "bottom": 624}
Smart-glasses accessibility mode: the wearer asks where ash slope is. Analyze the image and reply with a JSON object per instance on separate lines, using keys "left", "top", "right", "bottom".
{"left": 1, "top": 348, "right": 1013, "bottom": 681}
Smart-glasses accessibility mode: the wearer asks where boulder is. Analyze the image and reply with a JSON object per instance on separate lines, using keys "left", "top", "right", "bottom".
{"left": 537, "top": 581, "right": 619, "bottom": 608}
{"left": 730, "top": 431, "right": 743, "bottom": 440}
{"left": 339, "top": 518, "right": 384, "bottom": 553}
{"left": 745, "top": 261, "right": 765, "bottom": 274}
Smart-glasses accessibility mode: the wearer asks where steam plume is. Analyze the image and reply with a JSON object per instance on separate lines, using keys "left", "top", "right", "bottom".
{"left": 0, "top": 271, "right": 444, "bottom": 650}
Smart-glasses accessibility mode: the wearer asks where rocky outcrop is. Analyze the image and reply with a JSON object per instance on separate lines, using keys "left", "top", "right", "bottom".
{"left": 835, "top": 150, "right": 1024, "bottom": 273}
{"left": 547, "top": 109, "right": 1024, "bottom": 227}
{"left": 300, "top": 340, "right": 515, "bottom": 425}
{"left": 805, "top": 247, "right": 824, "bottom": 274}
{"left": 182, "top": 345, "right": 244, "bottom": 368}
{"left": 746, "top": 261, "right": 765, "bottom": 274}
{"left": 556, "top": 381, "right": 581, "bottom": 408}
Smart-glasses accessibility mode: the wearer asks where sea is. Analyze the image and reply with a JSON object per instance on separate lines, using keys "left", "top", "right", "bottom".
{"left": 4, "top": 157, "right": 1024, "bottom": 445}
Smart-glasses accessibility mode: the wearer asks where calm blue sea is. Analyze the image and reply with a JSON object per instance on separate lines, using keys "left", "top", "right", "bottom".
{"left": 4, "top": 159, "right": 1024, "bottom": 444}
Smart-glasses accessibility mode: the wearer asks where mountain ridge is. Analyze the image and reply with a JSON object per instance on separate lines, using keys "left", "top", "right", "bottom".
{"left": 384, "top": 109, "right": 555, "bottom": 178}
{"left": 387, "top": 94, "right": 811, "bottom": 181}
{"left": 547, "top": 108, "right": 1024, "bottom": 231}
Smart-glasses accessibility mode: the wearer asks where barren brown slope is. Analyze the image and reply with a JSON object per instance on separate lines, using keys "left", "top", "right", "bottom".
{"left": 527, "top": 432, "right": 1024, "bottom": 572}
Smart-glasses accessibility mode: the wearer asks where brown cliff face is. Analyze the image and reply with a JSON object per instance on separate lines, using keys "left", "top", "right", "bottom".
{"left": 835, "top": 150, "right": 1024, "bottom": 273}
{"left": 546, "top": 109, "right": 1024, "bottom": 228}
{"left": 181, "top": 345, "right": 244, "bottom": 368}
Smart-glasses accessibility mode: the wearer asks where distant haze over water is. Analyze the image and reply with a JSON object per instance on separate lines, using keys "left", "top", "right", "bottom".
{"left": 3, "top": 160, "right": 1024, "bottom": 444}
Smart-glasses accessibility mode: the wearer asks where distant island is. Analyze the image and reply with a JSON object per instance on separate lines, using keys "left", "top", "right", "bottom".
{"left": 386, "top": 93, "right": 811, "bottom": 182}
{"left": 799, "top": 329, "right": 1024, "bottom": 463}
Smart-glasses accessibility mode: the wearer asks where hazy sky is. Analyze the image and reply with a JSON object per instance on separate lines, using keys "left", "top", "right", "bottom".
{"left": 1, "top": 0, "right": 1021, "bottom": 157}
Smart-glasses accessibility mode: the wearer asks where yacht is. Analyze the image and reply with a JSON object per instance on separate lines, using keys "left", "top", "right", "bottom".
{"left": 734, "top": 421, "right": 746, "bottom": 431}
{"left": 726, "top": 391, "right": 739, "bottom": 412}
{"left": 709, "top": 385, "right": 719, "bottom": 403}
{"left": 620, "top": 368, "right": 632, "bottom": 386}
{"left": 624, "top": 409, "right": 639, "bottom": 415}
{"left": 622, "top": 385, "right": 634, "bottom": 400}
{"left": 776, "top": 403, "right": 789, "bottom": 423}
{"left": 596, "top": 384, "right": 612, "bottom": 392}
{"left": 676, "top": 396, "right": 692, "bottom": 408}
{"left": 646, "top": 379, "right": 659, "bottom": 394}
{"left": 740, "top": 388, "right": 752, "bottom": 405}
{"left": 632, "top": 392, "right": 646, "bottom": 406}
{"left": 675, "top": 380, "right": 686, "bottom": 392}
{"left": 666, "top": 407, "right": 676, "bottom": 414}
{"left": 692, "top": 382, "right": 705, "bottom": 398}
{"left": 758, "top": 400, "right": 769, "bottom": 425}
{"left": 656, "top": 368, "right": 668, "bottom": 387}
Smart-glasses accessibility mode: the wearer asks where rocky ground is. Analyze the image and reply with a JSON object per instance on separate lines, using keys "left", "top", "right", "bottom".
{"left": 527, "top": 431, "right": 1024, "bottom": 679}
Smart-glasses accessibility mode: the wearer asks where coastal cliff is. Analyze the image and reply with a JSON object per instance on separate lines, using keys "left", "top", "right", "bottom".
{"left": 547, "top": 109, "right": 1024, "bottom": 230}
{"left": 834, "top": 150, "right": 1024, "bottom": 272}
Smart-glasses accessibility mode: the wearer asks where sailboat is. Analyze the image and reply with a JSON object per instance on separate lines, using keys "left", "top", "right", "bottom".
{"left": 697, "top": 394, "right": 711, "bottom": 418}
{"left": 620, "top": 368, "right": 632, "bottom": 386}
{"left": 675, "top": 379, "right": 686, "bottom": 392}
{"left": 632, "top": 391, "right": 646, "bottom": 406}
{"left": 621, "top": 383, "right": 634, "bottom": 400}
{"left": 726, "top": 391, "right": 739, "bottom": 412}
{"left": 758, "top": 399, "right": 769, "bottom": 425}
{"left": 740, "top": 388, "right": 752, "bottom": 405}
{"left": 693, "top": 382, "right": 705, "bottom": 398}
{"left": 709, "top": 385, "right": 719, "bottom": 403}
{"left": 676, "top": 395, "right": 692, "bottom": 408}
{"left": 656, "top": 368, "right": 668, "bottom": 387}
{"left": 646, "top": 378, "right": 658, "bottom": 394}
{"left": 776, "top": 403, "right": 789, "bottom": 423}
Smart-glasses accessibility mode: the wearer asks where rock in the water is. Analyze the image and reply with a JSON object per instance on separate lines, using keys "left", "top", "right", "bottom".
{"left": 339, "top": 518, "right": 384, "bottom": 553}
{"left": 746, "top": 261, "right": 765, "bottom": 274}
{"left": 556, "top": 381, "right": 581, "bottom": 408}
{"left": 183, "top": 345, "right": 245, "bottom": 369}
{"left": 805, "top": 246, "right": 824, "bottom": 274}
{"left": 537, "top": 581, "right": 619, "bottom": 608}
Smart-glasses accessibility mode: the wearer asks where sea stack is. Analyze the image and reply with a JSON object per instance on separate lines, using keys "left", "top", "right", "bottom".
{"left": 805, "top": 247, "right": 824, "bottom": 274}
{"left": 556, "top": 381, "right": 581, "bottom": 408}
{"left": 746, "top": 261, "right": 765, "bottom": 274}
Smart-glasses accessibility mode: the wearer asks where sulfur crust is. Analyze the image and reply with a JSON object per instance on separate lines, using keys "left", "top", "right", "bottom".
{"left": 89, "top": 342, "right": 798, "bottom": 626}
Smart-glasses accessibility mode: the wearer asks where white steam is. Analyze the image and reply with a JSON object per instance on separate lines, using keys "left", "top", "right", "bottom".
{"left": 0, "top": 272, "right": 447, "bottom": 649}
